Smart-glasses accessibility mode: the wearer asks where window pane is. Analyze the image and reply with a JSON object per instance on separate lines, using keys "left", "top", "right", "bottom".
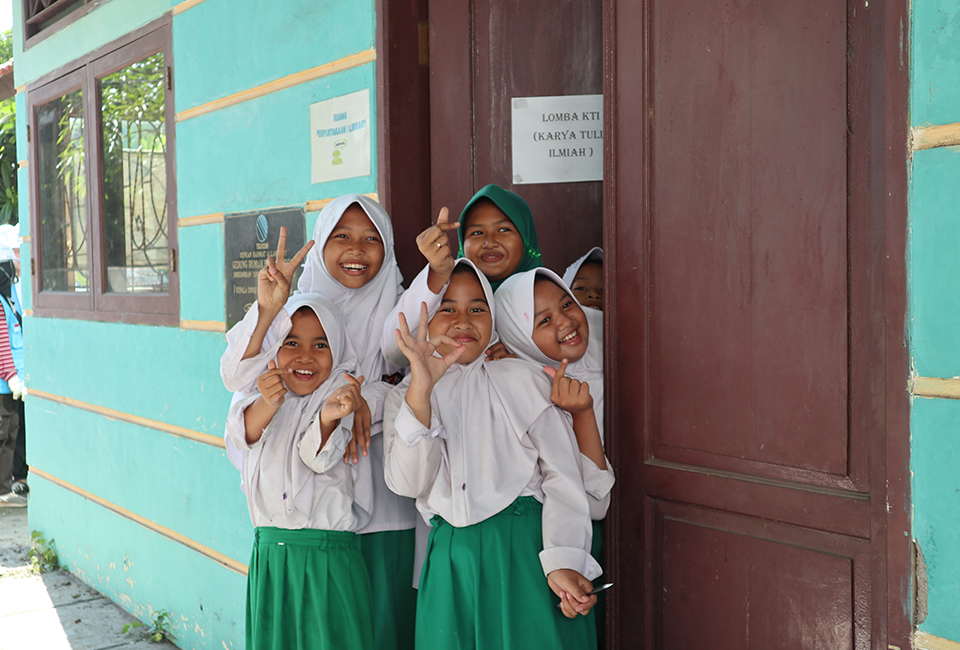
{"left": 37, "top": 88, "right": 88, "bottom": 293}
{"left": 99, "top": 52, "right": 169, "bottom": 294}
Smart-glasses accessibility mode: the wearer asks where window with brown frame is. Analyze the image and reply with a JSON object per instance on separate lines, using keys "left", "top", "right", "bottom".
{"left": 27, "top": 19, "right": 178, "bottom": 325}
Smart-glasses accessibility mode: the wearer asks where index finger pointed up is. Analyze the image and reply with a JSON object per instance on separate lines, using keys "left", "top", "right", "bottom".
{"left": 435, "top": 207, "right": 460, "bottom": 231}
{"left": 555, "top": 359, "right": 569, "bottom": 382}
{"left": 288, "top": 239, "right": 315, "bottom": 268}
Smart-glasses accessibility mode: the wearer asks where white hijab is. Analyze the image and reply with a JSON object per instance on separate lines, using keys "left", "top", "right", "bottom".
{"left": 230, "top": 294, "right": 369, "bottom": 529}
{"left": 561, "top": 246, "right": 604, "bottom": 292}
{"left": 421, "top": 259, "right": 557, "bottom": 525}
{"left": 297, "top": 195, "right": 404, "bottom": 380}
{"left": 494, "top": 267, "right": 605, "bottom": 434}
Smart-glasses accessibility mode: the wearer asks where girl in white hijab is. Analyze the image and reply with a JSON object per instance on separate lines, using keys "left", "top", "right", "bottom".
{"left": 225, "top": 293, "right": 374, "bottom": 650}
{"left": 221, "top": 196, "right": 417, "bottom": 650}
{"left": 493, "top": 267, "right": 614, "bottom": 519}
{"left": 561, "top": 246, "right": 604, "bottom": 311}
{"left": 383, "top": 259, "right": 601, "bottom": 650}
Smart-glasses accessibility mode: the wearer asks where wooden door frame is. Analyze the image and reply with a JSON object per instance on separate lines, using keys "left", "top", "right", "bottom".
{"left": 600, "top": 0, "right": 912, "bottom": 647}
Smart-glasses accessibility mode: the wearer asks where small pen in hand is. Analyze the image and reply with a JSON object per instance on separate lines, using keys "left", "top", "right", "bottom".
{"left": 556, "top": 582, "right": 614, "bottom": 609}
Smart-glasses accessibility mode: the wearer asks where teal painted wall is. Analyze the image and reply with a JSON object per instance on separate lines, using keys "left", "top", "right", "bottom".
{"left": 909, "top": 0, "right": 960, "bottom": 642}
{"left": 15, "top": 1, "right": 379, "bottom": 648}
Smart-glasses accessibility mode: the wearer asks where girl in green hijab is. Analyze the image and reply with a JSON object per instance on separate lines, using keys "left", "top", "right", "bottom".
{"left": 457, "top": 184, "right": 542, "bottom": 290}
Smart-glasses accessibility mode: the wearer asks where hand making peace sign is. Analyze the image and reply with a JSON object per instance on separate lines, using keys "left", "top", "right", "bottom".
{"left": 258, "top": 226, "right": 315, "bottom": 314}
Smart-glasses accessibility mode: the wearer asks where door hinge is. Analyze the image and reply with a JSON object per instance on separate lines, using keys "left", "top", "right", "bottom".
{"left": 169, "top": 248, "right": 177, "bottom": 274}
{"left": 26, "top": 125, "right": 30, "bottom": 143}
{"left": 166, "top": 67, "right": 173, "bottom": 91}
{"left": 418, "top": 23, "right": 429, "bottom": 66}
{"left": 30, "top": 258, "right": 35, "bottom": 276}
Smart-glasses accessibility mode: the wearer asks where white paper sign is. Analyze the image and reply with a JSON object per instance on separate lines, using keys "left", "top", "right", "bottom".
{"left": 310, "top": 89, "right": 371, "bottom": 184}
{"left": 511, "top": 94, "right": 603, "bottom": 185}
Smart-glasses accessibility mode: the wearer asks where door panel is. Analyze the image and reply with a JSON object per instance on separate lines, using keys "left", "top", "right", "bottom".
{"left": 652, "top": 0, "right": 849, "bottom": 478}
{"left": 656, "top": 500, "right": 868, "bottom": 650}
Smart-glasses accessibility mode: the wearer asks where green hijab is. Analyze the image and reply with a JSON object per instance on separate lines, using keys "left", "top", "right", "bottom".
{"left": 457, "top": 184, "right": 542, "bottom": 291}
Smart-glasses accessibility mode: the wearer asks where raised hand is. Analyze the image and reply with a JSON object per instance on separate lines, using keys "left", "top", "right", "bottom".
{"left": 321, "top": 373, "right": 365, "bottom": 427}
{"left": 257, "top": 360, "right": 291, "bottom": 408}
{"left": 395, "top": 302, "right": 466, "bottom": 394}
{"left": 417, "top": 207, "right": 459, "bottom": 292}
{"left": 257, "top": 226, "right": 316, "bottom": 313}
{"left": 544, "top": 360, "right": 593, "bottom": 416}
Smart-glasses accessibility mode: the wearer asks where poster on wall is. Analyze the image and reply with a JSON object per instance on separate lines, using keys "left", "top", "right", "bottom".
{"left": 511, "top": 94, "right": 603, "bottom": 185}
{"left": 310, "top": 89, "right": 371, "bottom": 184}
{"left": 224, "top": 208, "right": 306, "bottom": 329}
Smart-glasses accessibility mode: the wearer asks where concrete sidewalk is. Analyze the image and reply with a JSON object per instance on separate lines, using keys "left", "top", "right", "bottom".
{"left": 0, "top": 506, "right": 179, "bottom": 650}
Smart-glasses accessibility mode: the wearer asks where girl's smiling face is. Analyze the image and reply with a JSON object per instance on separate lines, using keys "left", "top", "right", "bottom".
{"left": 461, "top": 201, "right": 524, "bottom": 282}
{"left": 427, "top": 270, "right": 493, "bottom": 364}
{"left": 531, "top": 278, "right": 589, "bottom": 363}
{"left": 323, "top": 205, "right": 385, "bottom": 288}
{"left": 276, "top": 308, "right": 334, "bottom": 395}
{"left": 570, "top": 261, "right": 603, "bottom": 310}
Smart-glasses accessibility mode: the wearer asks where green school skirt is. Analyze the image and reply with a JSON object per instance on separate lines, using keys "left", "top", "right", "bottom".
{"left": 359, "top": 529, "right": 417, "bottom": 650}
{"left": 416, "top": 497, "right": 597, "bottom": 650}
{"left": 246, "top": 527, "right": 373, "bottom": 650}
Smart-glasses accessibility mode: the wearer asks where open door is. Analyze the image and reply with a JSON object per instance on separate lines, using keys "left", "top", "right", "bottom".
{"left": 422, "top": 0, "right": 911, "bottom": 647}
{"left": 604, "top": 0, "right": 912, "bottom": 647}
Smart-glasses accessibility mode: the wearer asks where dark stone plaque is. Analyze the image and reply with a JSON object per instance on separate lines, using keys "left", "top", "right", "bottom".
{"left": 224, "top": 208, "right": 307, "bottom": 329}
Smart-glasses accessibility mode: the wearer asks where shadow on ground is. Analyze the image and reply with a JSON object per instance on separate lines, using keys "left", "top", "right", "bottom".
{"left": 0, "top": 507, "right": 179, "bottom": 649}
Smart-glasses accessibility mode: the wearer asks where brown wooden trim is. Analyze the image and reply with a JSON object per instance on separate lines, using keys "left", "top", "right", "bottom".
{"left": 176, "top": 49, "right": 377, "bottom": 123}
{"left": 376, "top": 0, "right": 432, "bottom": 281}
{"left": 30, "top": 467, "right": 247, "bottom": 576}
{"left": 29, "top": 305, "right": 178, "bottom": 326}
{"left": 30, "top": 387, "right": 224, "bottom": 448}
{"left": 178, "top": 213, "right": 224, "bottom": 227}
{"left": 911, "top": 376, "right": 960, "bottom": 400}
{"left": 882, "top": 0, "right": 913, "bottom": 645}
{"left": 180, "top": 319, "right": 226, "bottom": 333}
{"left": 20, "top": 235, "right": 30, "bottom": 243}
{"left": 912, "top": 122, "right": 960, "bottom": 151}
{"left": 171, "top": 0, "right": 208, "bottom": 15}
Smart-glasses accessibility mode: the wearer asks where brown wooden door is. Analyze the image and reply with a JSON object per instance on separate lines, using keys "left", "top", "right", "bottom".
{"left": 425, "top": 0, "right": 911, "bottom": 647}
{"left": 604, "top": 0, "right": 912, "bottom": 648}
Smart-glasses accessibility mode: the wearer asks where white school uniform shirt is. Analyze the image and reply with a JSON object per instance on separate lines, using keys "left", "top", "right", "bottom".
{"left": 224, "top": 294, "right": 374, "bottom": 531}
{"left": 494, "top": 267, "right": 615, "bottom": 520}
{"left": 382, "top": 259, "right": 602, "bottom": 580}
{"left": 220, "top": 194, "right": 416, "bottom": 534}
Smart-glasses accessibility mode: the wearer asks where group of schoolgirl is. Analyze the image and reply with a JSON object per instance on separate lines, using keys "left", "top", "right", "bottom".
{"left": 220, "top": 185, "right": 612, "bottom": 650}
